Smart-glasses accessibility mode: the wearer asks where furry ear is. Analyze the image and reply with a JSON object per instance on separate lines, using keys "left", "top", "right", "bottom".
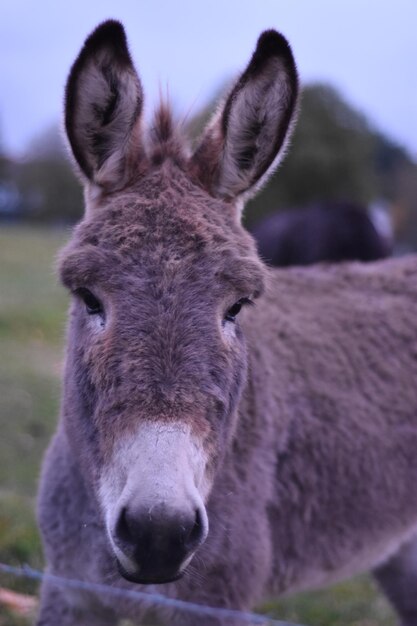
{"left": 190, "top": 30, "right": 299, "bottom": 202}
{"left": 65, "top": 20, "right": 146, "bottom": 190}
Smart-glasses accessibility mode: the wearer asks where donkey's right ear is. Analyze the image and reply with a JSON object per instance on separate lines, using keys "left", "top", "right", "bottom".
{"left": 65, "top": 20, "right": 146, "bottom": 190}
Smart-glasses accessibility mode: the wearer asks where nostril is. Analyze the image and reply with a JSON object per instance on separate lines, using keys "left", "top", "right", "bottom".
{"left": 115, "top": 506, "right": 135, "bottom": 547}
{"left": 184, "top": 508, "right": 205, "bottom": 551}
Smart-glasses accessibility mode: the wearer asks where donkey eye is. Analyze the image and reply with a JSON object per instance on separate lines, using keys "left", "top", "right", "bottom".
{"left": 224, "top": 297, "right": 253, "bottom": 323}
{"left": 75, "top": 288, "right": 103, "bottom": 315}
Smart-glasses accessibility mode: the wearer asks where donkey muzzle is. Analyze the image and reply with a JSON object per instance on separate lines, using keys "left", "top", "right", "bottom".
{"left": 102, "top": 421, "right": 211, "bottom": 583}
{"left": 112, "top": 502, "right": 208, "bottom": 584}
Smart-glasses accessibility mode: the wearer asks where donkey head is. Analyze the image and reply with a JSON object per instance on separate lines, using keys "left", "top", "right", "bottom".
{"left": 60, "top": 20, "right": 298, "bottom": 584}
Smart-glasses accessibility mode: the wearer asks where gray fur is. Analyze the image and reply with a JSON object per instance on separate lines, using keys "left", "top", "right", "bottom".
{"left": 37, "top": 21, "right": 417, "bottom": 626}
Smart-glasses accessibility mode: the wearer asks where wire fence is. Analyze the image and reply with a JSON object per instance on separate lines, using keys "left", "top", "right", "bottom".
{"left": 0, "top": 561, "right": 308, "bottom": 625}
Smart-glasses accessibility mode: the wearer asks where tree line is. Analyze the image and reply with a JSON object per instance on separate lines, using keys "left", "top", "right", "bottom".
{"left": 1, "top": 82, "right": 416, "bottom": 249}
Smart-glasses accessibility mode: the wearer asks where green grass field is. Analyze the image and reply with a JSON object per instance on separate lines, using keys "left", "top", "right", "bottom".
{"left": 0, "top": 225, "right": 396, "bottom": 625}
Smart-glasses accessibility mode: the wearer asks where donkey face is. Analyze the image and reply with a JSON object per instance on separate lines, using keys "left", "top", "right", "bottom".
{"left": 61, "top": 21, "right": 298, "bottom": 585}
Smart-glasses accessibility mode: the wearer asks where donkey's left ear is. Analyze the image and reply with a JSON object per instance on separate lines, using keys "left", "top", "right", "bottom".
{"left": 190, "top": 30, "right": 299, "bottom": 203}
{"left": 65, "top": 20, "right": 146, "bottom": 191}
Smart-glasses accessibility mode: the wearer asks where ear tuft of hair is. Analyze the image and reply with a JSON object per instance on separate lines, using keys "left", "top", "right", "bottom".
{"left": 149, "top": 103, "right": 189, "bottom": 166}
{"left": 152, "top": 102, "right": 174, "bottom": 144}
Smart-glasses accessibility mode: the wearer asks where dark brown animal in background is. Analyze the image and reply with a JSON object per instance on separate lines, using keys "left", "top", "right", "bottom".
{"left": 37, "top": 20, "right": 417, "bottom": 626}
{"left": 251, "top": 202, "right": 391, "bottom": 267}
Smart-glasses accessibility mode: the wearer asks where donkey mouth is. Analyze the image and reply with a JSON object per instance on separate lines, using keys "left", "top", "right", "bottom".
{"left": 116, "top": 558, "right": 184, "bottom": 585}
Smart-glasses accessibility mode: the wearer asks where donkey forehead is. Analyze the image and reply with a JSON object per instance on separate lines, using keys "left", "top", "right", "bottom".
{"left": 60, "top": 168, "right": 264, "bottom": 294}
{"left": 84, "top": 167, "right": 239, "bottom": 247}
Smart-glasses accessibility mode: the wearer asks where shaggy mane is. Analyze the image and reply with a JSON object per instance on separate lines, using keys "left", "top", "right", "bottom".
{"left": 147, "top": 102, "right": 191, "bottom": 166}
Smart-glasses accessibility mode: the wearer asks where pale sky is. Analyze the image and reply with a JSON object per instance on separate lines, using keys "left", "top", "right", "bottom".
{"left": 1, "top": 0, "right": 416, "bottom": 159}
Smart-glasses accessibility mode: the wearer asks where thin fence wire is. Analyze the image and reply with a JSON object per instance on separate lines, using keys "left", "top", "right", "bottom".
{"left": 0, "top": 561, "right": 308, "bottom": 626}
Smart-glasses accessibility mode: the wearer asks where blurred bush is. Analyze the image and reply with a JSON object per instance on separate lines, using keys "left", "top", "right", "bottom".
{"left": 0, "top": 124, "right": 82, "bottom": 224}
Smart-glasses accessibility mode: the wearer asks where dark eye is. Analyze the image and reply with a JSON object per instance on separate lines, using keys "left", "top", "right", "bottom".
{"left": 75, "top": 288, "right": 103, "bottom": 316}
{"left": 224, "top": 297, "right": 253, "bottom": 323}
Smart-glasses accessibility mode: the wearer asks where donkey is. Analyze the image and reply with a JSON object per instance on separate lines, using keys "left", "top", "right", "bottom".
{"left": 251, "top": 202, "right": 391, "bottom": 268}
{"left": 37, "top": 20, "right": 417, "bottom": 626}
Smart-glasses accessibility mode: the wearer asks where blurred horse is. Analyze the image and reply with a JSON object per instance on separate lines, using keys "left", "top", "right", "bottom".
{"left": 251, "top": 202, "right": 391, "bottom": 267}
